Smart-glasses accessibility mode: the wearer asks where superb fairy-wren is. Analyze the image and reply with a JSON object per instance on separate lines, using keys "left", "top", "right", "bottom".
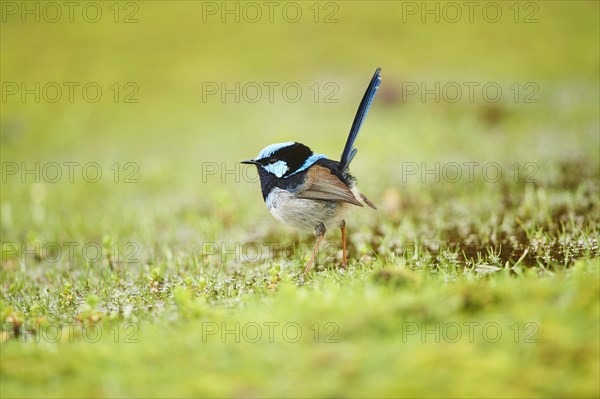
{"left": 242, "top": 68, "right": 381, "bottom": 273}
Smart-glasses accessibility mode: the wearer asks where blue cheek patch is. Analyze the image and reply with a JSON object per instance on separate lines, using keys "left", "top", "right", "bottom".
{"left": 264, "top": 160, "right": 289, "bottom": 178}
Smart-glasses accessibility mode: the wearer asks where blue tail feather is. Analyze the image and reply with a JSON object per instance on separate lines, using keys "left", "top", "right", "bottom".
{"left": 340, "top": 67, "right": 382, "bottom": 171}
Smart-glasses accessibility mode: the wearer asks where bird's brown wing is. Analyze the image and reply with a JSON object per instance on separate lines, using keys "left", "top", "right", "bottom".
{"left": 297, "top": 165, "right": 363, "bottom": 207}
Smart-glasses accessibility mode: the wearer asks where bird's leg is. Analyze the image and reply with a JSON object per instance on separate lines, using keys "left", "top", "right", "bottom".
{"left": 304, "top": 223, "right": 326, "bottom": 274}
{"left": 340, "top": 220, "right": 347, "bottom": 268}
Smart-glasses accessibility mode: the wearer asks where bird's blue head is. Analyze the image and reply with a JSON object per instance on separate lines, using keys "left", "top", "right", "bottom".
{"left": 242, "top": 142, "right": 327, "bottom": 179}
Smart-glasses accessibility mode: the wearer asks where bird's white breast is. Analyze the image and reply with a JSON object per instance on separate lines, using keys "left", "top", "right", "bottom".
{"left": 265, "top": 188, "right": 348, "bottom": 232}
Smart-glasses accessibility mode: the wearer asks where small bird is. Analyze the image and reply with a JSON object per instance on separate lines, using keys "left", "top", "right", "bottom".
{"left": 242, "top": 68, "right": 381, "bottom": 273}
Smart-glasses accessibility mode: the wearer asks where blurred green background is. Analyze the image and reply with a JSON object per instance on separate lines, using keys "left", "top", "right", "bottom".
{"left": 2, "top": 1, "right": 598, "bottom": 237}
{"left": 1, "top": 1, "right": 599, "bottom": 397}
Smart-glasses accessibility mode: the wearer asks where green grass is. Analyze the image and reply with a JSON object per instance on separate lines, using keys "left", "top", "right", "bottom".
{"left": 1, "top": 1, "right": 599, "bottom": 398}
{"left": 2, "top": 260, "right": 598, "bottom": 397}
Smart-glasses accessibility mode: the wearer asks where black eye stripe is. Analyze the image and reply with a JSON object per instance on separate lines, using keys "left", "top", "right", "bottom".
{"left": 260, "top": 157, "right": 275, "bottom": 165}
{"left": 270, "top": 143, "right": 313, "bottom": 175}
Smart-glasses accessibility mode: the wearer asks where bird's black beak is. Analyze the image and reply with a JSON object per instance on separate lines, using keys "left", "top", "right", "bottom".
{"left": 241, "top": 159, "right": 260, "bottom": 166}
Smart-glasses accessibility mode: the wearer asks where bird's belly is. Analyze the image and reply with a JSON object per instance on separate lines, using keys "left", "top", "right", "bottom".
{"left": 266, "top": 188, "right": 347, "bottom": 232}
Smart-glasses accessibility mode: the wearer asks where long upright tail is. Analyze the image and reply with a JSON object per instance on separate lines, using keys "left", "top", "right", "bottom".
{"left": 339, "top": 67, "right": 382, "bottom": 172}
